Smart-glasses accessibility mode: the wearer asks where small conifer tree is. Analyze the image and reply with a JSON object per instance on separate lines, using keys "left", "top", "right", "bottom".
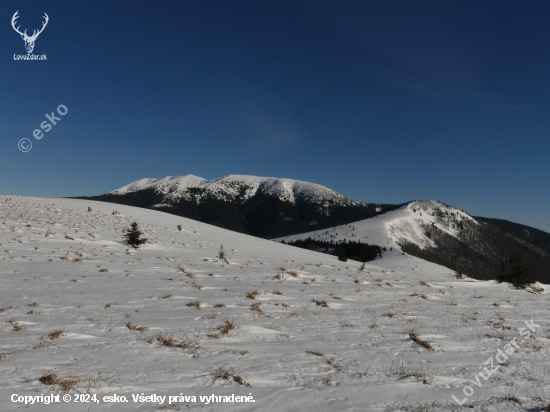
{"left": 218, "top": 245, "right": 226, "bottom": 260}
{"left": 337, "top": 247, "right": 347, "bottom": 262}
{"left": 124, "top": 221, "right": 147, "bottom": 249}
{"left": 497, "top": 257, "right": 536, "bottom": 289}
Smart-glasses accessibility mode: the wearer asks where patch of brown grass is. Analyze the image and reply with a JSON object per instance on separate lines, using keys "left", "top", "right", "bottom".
{"left": 186, "top": 300, "right": 201, "bottom": 309}
{"left": 246, "top": 290, "right": 259, "bottom": 300}
{"left": 409, "top": 330, "right": 434, "bottom": 351}
{"left": 126, "top": 322, "right": 147, "bottom": 332}
{"left": 220, "top": 320, "right": 235, "bottom": 335}
{"left": 306, "top": 350, "right": 323, "bottom": 357}
{"left": 39, "top": 372, "right": 58, "bottom": 385}
{"left": 214, "top": 367, "right": 250, "bottom": 387}
{"left": 8, "top": 319, "right": 22, "bottom": 331}
{"left": 48, "top": 330, "right": 64, "bottom": 340}
{"left": 312, "top": 299, "right": 328, "bottom": 307}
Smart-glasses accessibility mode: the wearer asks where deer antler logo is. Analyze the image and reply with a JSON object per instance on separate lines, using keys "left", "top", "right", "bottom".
{"left": 11, "top": 11, "right": 49, "bottom": 54}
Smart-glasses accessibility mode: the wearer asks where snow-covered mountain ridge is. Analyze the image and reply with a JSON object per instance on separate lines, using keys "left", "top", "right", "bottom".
{"left": 108, "top": 174, "right": 370, "bottom": 208}
{"left": 82, "top": 174, "right": 399, "bottom": 239}
{"left": 277, "top": 201, "right": 550, "bottom": 284}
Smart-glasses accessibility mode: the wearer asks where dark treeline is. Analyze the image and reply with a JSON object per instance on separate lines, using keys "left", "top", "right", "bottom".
{"left": 280, "top": 237, "right": 382, "bottom": 262}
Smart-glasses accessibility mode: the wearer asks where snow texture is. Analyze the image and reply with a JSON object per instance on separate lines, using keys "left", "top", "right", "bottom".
{"left": 0, "top": 196, "right": 548, "bottom": 412}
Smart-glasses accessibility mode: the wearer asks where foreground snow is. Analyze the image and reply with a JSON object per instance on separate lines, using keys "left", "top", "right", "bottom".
{"left": 0, "top": 196, "right": 549, "bottom": 411}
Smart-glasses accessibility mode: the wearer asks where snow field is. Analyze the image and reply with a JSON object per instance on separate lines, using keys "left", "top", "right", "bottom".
{"left": 0, "top": 196, "right": 549, "bottom": 412}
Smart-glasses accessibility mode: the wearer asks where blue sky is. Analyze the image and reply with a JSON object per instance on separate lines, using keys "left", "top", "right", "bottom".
{"left": 1, "top": 0, "right": 549, "bottom": 232}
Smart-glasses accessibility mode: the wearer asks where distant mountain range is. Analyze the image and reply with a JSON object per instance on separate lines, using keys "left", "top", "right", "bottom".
{"left": 76, "top": 174, "right": 550, "bottom": 284}
{"left": 77, "top": 175, "right": 401, "bottom": 238}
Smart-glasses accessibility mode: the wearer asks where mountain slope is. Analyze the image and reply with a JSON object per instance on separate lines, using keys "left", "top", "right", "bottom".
{"left": 78, "top": 174, "right": 400, "bottom": 239}
{"left": 1, "top": 195, "right": 549, "bottom": 412}
{"left": 276, "top": 201, "right": 550, "bottom": 284}
{"left": 475, "top": 216, "right": 550, "bottom": 252}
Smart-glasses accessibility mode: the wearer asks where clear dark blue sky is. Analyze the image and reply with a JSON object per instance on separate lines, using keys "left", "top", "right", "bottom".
{"left": 2, "top": 1, "right": 549, "bottom": 231}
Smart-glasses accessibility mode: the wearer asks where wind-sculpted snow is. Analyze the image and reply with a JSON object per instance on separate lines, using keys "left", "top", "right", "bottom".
{"left": 1, "top": 196, "right": 549, "bottom": 412}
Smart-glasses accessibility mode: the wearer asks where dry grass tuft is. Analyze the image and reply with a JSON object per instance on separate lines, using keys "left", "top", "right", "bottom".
{"left": 48, "top": 330, "right": 65, "bottom": 340}
{"left": 411, "top": 293, "right": 428, "bottom": 299}
{"left": 289, "top": 271, "right": 298, "bottom": 277}
{"left": 409, "top": 330, "right": 434, "bottom": 351}
{"left": 0, "top": 306, "right": 12, "bottom": 313}
{"left": 39, "top": 372, "right": 58, "bottom": 385}
{"left": 160, "top": 294, "right": 172, "bottom": 299}
{"left": 221, "top": 320, "right": 235, "bottom": 335}
{"left": 214, "top": 367, "right": 250, "bottom": 387}
{"left": 8, "top": 319, "right": 22, "bottom": 331}
{"left": 506, "top": 394, "right": 521, "bottom": 404}
{"left": 246, "top": 291, "right": 259, "bottom": 300}
{"left": 126, "top": 322, "right": 147, "bottom": 332}
{"left": 34, "top": 341, "right": 47, "bottom": 349}
{"left": 59, "top": 376, "right": 80, "bottom": 392}
{"left": 214, "top": 303, "right": 225, "bottom": 308}
{"left": 38, "top": 370, "right": 80, "bottom": 391}
{"left": 306, "top": 350, "right": 323, "bottom": 357}
{"left": 312, "top": 299, "right": 329, "bottom": 307}
{"left": 186, "top": 301, "right": 201, "bottom": 309}
{"left": 156, "top": 332, "right": 176, "bottom": 347}
{"left": 251, "top": 303, "right": 262, "bottom": 313}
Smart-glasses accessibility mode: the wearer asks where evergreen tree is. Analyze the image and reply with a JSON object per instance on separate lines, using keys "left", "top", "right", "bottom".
{"left": 124, "top": 221, "right": 147, "bottom": 249}
{"left": 497, "top": 257, "right": 535, "bottom": 288}
{"left": 338, "top": 247, "right": 347, "bottom": 262}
